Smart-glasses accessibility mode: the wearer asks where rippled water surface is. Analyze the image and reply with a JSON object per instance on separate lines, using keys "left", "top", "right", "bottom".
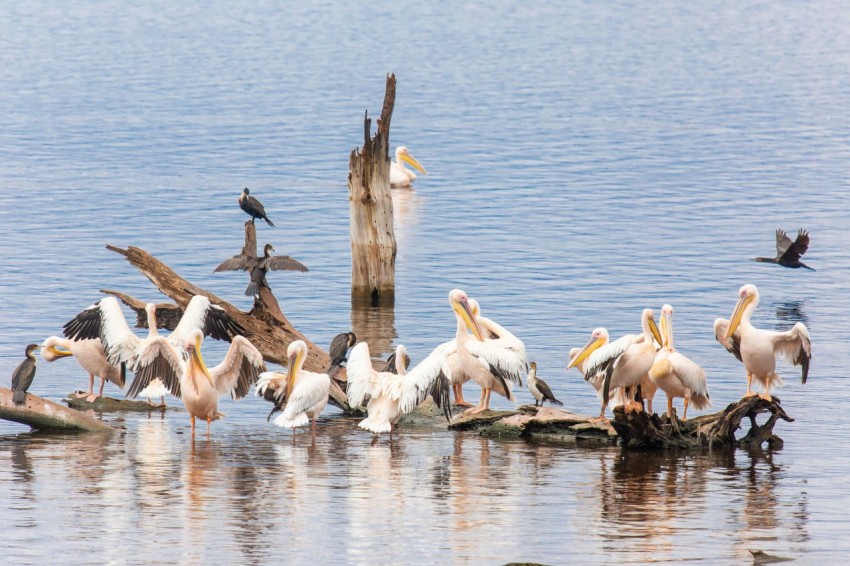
{"left": 1, "top": 1, "right": 849, "bottom": 563}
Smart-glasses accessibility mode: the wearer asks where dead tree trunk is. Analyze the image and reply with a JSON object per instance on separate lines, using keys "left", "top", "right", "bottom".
{"left": 348, "top": 74, "right": 397, "bottom": 304}
{"left": 0, "top": 388, "right": 115, "bottom": 433}
{"left": 101, "top": 240, "right": 352, "bottom": 411}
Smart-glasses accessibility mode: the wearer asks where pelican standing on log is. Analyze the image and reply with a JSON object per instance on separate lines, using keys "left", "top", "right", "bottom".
{"left": 714, "top": 284, "right": 811, "bottom": 401}
{"left": 567, "top": 338, "right": 629, "bottom": 412}
{"left": 214, "top": 243, "right": 308, "bottom": 297}
{"left": 648, "top": 305, "right": 710, "bottom": 420}
{"left": 238, "top": 187, "right": 275, "bottom": 227}
{"left": 130, "top": 329, "right": 265, "bottom": 436}
{"left": 11, "top": 344, "right": 40, "bottom": 404}
{"left": 346, "top": 342, "right": 451, "bottom": 435}
{"left": 41, "top": 337, "right": 125, "bottom": 402}
{"left": 527, "top": 362, "right": 563, "bottom": 407}
{"left": 390, "top": 146, "right": 428, "bottom": 187}
{"left": 753, "top": 228, "right": 815, "bottom": 270}
{"left": 255, "top": 341, "right": 329, "bottom": 435}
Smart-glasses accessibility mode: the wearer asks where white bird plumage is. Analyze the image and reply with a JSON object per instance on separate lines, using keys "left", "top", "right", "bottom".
{"left": 41, "top": 336, "right": 125, "bottom": 401}
{"left": 390, "top": 146, "right": 428, "bottom": 187}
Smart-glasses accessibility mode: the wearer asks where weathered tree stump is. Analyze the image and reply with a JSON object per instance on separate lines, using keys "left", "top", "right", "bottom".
{"left": 609, "top": 396, "right": 794, "bottom": 449}
{"left": 101, "top": 240, "right": 353, "bottom": 411}
{"left": 348, "top": 74, "right": 397, "bottom": 304}
{"left": 0, "top": 388, "right": 115, "bottom": 433}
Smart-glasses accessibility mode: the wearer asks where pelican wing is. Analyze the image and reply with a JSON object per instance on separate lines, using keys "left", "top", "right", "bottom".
{"left": 779, "top": 229, "right": 810, "bottom": 263}
{"left": 668, "top": 351, "right": 710, "bottom": 399}
{"left": 713, "top": 318, "right": 743, "bottom": 362}
{"left": 256, "top": 371, "right": 288, "bottom": 404}
{"left": 346, "top": 342, "right": 380, "bottom": 407}
{"left": 169, "top": 296, "right": 245, "bottom": 350}
{"left": 399, "top": 346, "right": 453, "bottom": 420}
{"left": 775, "top": 229, "right": 794, "bottom": 256}
{"left": 584, "top": 335, "right": 633, "bottom": 383}
{"left": 213, "top": 254, "right": 252, "bottom": 272}
{"left": 264, "top": 255, "right": 309, "bottom": 272}
{"left": 478, "top": 316, "right": 527, "bottom": 359}
{"left": 128, "top": 336, "right": 184, "bottom": 399}
{"left": 209, "top": 336, "right": 266, "bottom": 399}
{"left": 772, "top": 323, "right": 812, "bottom": 384}
{"left": 282, "top": 372, "right": 331, "bottom": 421}
{"left": 63, "top": 297, "right": 141, "bottom": 366}
{"left": 464, "top": 339, "right": 525, "bottom": 386}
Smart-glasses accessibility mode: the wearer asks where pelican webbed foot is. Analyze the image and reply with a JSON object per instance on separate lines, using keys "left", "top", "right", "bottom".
{"left": 758, "top": 392, "right": 774, "bottom": 402}
{"left": 454, "top": 401, "right": 474, "bottom": 408}
{"left": 464, "top": 406, "right": 488, "bottom": 415}
{"left": 84, "top": 393, "right": 101, "bottom": 403}
{"left": 589, "top": 416, "right": 610, "bottom": 425}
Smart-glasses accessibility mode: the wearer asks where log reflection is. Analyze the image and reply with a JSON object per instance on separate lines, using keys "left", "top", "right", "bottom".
{"left": 350, "top": 297, "right": 397, "bottom": 359}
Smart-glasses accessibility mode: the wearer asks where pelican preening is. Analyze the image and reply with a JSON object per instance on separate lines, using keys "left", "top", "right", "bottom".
{"left": 527, "top": 362, "right": 563, "bottom": 407}
{"left": 41, "top": 337, "right": 125, "bottom": 402}
{"left": 390, "top": 146, "right": 428, "bottom": 187}
{"left": 568, "top": 309, "right": 662, "bottom": 420}
{"left": 214, "top": 243, "right": 308, "bottom": 297}
{"left": 11, "top": 344, "right": 40, "bottom": 404}
{"left": 648, "top": 305, "right": 710, "bottom": 420}
{"left": 326, "top": 332, "right": 357, "bottom": 376}
{"left": 256, "top": 340, "right": 330, "bottom": 434}
{"left": 753, "top": 228, "right": 815, "bottom": 271}
{"left": 715, "top": 284, "right": 811, "bottom": 401}
{"left": 239, "top": 187, "right": 275, "bottom": 227}
{"left": 346, "top": 342, "right": 451, "bottom": 435}
{"left": 382, "top": 348, "right": 411, "bottom": 374}
{"left": 131, "top": 329, "right": 265, "bottom": 436}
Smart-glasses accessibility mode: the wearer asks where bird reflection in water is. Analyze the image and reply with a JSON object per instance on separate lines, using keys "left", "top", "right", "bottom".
{"left": 391, "top": 186, "right": 421, "bottom": 251}
{"left": 773, "top": 300, "right": 810, "bottom": 333}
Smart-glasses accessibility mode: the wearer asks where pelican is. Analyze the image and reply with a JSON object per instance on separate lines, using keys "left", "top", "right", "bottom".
{"left": 566, "top": 332, "right": 628, "bottom": 417}
{"left": 239, "top": 187, "right": 275, "bottom": 227}
{"left": 326, "top": 332, "right": 357, "bottom": 376}
{"left": 256, "top": 341, "right": 330, "bottom": 434}
{"left": 381, "top": 348, "right": 411, "bottom": 373}
{"left": 11, "top": 344, "right": 40, "bottom": 404}
{"left": 214, "top": 243, "right": 308, "bottom": 297}
{"left": 568, "top": 309, "right": 663, "bottom": 419}
{"left": 527, "top": 362, "right": 563, "bottom": 407}
{"left": 714, "top": 284, "right": 811, "bottom": 400}
{"left": 41, "top": 337, "right": 125, "bottom": 402}
{"left": 346, "top": 342, "right": 451, "bottom": 435}
{"left": 390, "top": 146, "right": 428, "bottom": 187}
{"left": 130, "top": 329, "right": 265, "bottom": 436}
{"left": 753, "top": 228, "right": 815, "bottom": 271}
{"left": 648, "top": 305, "right": 710, "bottom": 420}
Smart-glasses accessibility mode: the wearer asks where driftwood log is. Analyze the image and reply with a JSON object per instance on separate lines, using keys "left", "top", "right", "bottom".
{"left": 348, "top": 74, "right": 397, "bottom": 304}
{"left": 101, "top": 220, "right": 352, "bottom": 411}
{"left": 609, "top": 396, "right": 794, "bottom": 449}
{"left": 64, "top": 394, "right": 167, "bottom": 413}
{"left": 449, "top": 406, "right": 618, "bottom": 444}
{"left": 0, "top": 388, "right": 115, "bottom": 433}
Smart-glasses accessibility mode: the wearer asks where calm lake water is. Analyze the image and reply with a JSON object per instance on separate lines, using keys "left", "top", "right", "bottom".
{"left": 2, "top": 1, "right": 849, "bottom": 563}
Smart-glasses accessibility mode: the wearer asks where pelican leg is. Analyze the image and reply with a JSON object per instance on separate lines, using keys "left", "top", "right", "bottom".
{"left": 453, "top": 384, "right": 473, "bottom": 408}
{"left": 190, "top": 414, "right": 196, "bottom": 437}
{"left": 311, "top": 417, "right": 318, "bottom": 437}
{"left": 683, "top": 397, "right": 690, "bottom": 421}
{"left": 667, "top": 396, "right": 674, "bottom": 419}
{"left": 647, "top": 397, "right": 653, "bottom": 415}
{"left": 466, "top": 389, "right": 490, "bottom": 415}
{"left": 464, "top": 389, "right": 487, "bottom": 414}
{"left": 744, "top": 373, "right": 757, "bottom": 397}
{"left": 160, "top": 396, "right": 167, "bottom": 408}
{"left": 206, "top": 416, "right": 212, "bottom": 438}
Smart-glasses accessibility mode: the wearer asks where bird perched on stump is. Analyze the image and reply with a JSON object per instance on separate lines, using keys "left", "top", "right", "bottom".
{"left": 527, "top": 362, "right": 563, "bottom": 407}
{"left": 11, "top": 344, "right": 41, "bottom": 404}
{"left": 753, "top": 228, "right": 815, "bottom": 270}
{"left": 214, "top": 243, "right": 308, "bottom": 297}
{"left": 239, "top": 187, "right": 275, "bottom": 227}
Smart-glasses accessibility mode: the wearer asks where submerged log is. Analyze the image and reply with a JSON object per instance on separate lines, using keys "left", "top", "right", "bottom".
{"left": 101, "top": 230, "right": 353, "bottom": 411}
{"left": 0, "top": 388, "right": 115, "bottom": 433}
{"left": 64, "top": 393, "right": 167, "bottom": 413}
{"left": 609, "top": 396, "right": 794, "bottom": 449}
{"left": 448, "top": 406, "right": 618, "bottom": 444}
{"left": 348, "top": 74, "right": 397, "bottom": 303}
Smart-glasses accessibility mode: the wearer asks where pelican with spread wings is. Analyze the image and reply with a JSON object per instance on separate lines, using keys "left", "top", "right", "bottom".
{"left": 753, "top": 228, "right": 815, "bottom": 270}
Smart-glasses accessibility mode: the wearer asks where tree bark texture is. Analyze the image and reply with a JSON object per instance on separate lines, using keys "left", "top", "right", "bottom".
{"left": 0, "top": 388, "right": 115, "bottom": 433}
{"left": 348, "top": 74, "right": 397, "bottom": 303}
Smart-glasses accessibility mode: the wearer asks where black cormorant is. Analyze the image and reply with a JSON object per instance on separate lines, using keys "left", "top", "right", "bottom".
{"left": 326, "top": 332, "right": 357, "bottom": 376}
{"left": 239, "top": 187, "right": 275, "bottom": 227}
{"left": 214, "top": 243, "right": 308, "bottom": 297}
{"left": 11, "top": 344, "right": 40, "bottom": 404}
{"left": 754, "top": 228, "right": 815, "bottom": 270}
{"left": 527, "top": 362, "right": 563, "bottom": 407}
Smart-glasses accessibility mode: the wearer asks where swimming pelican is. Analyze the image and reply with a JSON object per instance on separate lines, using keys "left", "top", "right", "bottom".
{"left": 648, "top": 305, "right": 710, "bottom": 420}
{"left": 130, "top": 329, "right": 265, "bottom": 436}
{"left": 326, "top": 332, "right": 357, "bottom": 376}
{"left": 41, "top": 337, "right": 125, "bottom": 402}
{"left": 11, "top": 344, "right": 40, "bottom": 404}
{"left": 214, "top": 243, "right": 308, "bottom": 297}
{"left": 527, "top": 362, "right": 563, "bottom": 407}
{"left": 256, "top": 341, "right": 330, "bottom": 435}
{"left": 390, "top": 146, "right": 428, "bottom": 187}
{"left": 714, "top": 284, "right": 811, "bottom": 400}
{"left": 346, "top": 342, "right": 452, "bottom": 435}
{"left": 568, "top": 309, "right": 662, "bottom": 419}
{"left": 239, "top": 187, "right": 275, "bottom": 227}
{"left": 753, "top": 228, "right": 815, "bottom": 271}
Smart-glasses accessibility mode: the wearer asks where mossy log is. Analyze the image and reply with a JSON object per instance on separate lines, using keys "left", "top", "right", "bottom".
{"left": 0, "top": 388, "right": 115, "bottom": 433}
{"left": 348, "top": 74, "right": 397, "bottom": 303}
{"left": 448, "top": 406, "right": 618, "bottom": 444}
{"left": 609, "top": 395, "right": 794, "bottom": 449}
{"left": 63, "top": 393, "right": 167, "bottom": 413}
{"left": 101, "top": 220, "right": 352, "bottom": 411}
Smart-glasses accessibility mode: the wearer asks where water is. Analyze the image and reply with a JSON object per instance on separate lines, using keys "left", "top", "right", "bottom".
{"left": 1, "top": 0, "right": 849, "bottom": 563}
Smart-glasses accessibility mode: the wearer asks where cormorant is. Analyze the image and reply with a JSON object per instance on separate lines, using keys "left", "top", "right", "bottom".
{"left": 11, "top": 344, "right": 40, "bottom": 404}
{"left": 327, "top": 332, "right": 357, "bottom": 376}
{"left": 239, "top": 187, "right": 275, "bottom": 227}
{"left": 214, "top": 243, "right": 308, "bottom": 297}
{"left": 754, "top": 228, "right": 815, "bottom": 270}
{"left": 527, "top": 362, "right": 563, "bottom": 407}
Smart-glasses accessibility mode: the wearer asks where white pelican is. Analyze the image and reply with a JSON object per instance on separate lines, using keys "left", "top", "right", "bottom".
{"left": 648, "top": 304, "right": 710, "bottom": 420}
{"left": 390, "top": 146, "right": 428, "bottom": 187}
{"left": 346, "top": 342, "right": 452, "bottom": 435}
{"left": 41, "top": 336, "right": 125, "bottom": 402}
{"left": 255, "top": 340, "right": 330, "bottom": 434}
{"left": 443, "top": 290, "right": 525, "bottom": 414}
{"left": 714, "top": 284, "right": 811, "bottom": 400}
{"left": 527, "top": 362, "right": 563, "bottom": 407}
{"left": 566, "top": 333, "right": 628, "bottom": 417}
{"left": 568, "top": 309, "right": 663, "bottom": 419}
{"left": 130, "top": 329, "right": 265, "bottom": 436}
